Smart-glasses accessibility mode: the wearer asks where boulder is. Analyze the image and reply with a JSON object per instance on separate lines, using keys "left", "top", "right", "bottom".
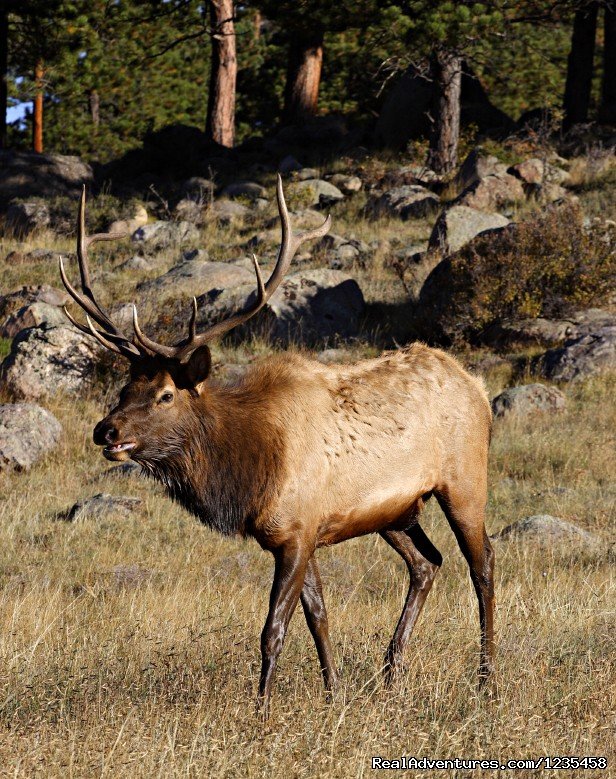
{"left": 0, "top": 302, "right": 67, "bottom": 339}
{"left": 491, "top": 514, "right": 604, "bottom": 555}
{"left": 117, "top": 255, "right": 158, "bottom": 273}
{"left": 63, "top": 493, "right": 143, "bottom": 521}
{"left": 327, "top": 174, "right": 362, "bottom": 194}
{"left": 4, "top": 201, "right": 50, "bottom": 237}
{"left": 291, "top": 179, "right": 344, "bottom": 208}
{"left": 455, "top": 173, "right": 525, "bottom": 211}
{"left": 0, "top": 403, "right": 62, "bottom": 472}
{"left": 3, "top": 248, "right": 63, "bottom": 265}
{"left": 101, "top": 462, "right": 142, "bottom": 479}
{"left": 138, "top": 258, "right": 254, "bottom": 297}
{"left": 482, "top": 308, "right": 616, "bottom": 349}
{"left": 178, "top": 177, "right": 215, "bottom": 200}
{"left": 388, "top": 245, "right": 442, "bottom": 298}
{"left": 491, "top": 384, "right": 566, "bottom": 418}
{"left": 0, "top": 150, "right": 93, "bottom": 204}
{"left": 131, "top": 220, "right": 199, "bottom": 251}
{"left": 206, "top": 199, "right": 249, "bottom": 224}
{"left": 0, "top": 285, "right": 69, "bottom": 322}
{"left": 428, "top": 206, "right": 510, "bottom": 254}
{"left": 194, "top": 283, "right": 260, "bottom": 330}
{"left": 221, "top": 181, "right": 267, "bottom": 201}
{"left": 0, "top": 324, "right": 101, "bottom": 400}
{"left": 317, "top": 234, "right": 369, "bottom": 270}
{"left": 509, "top": 158, "right": 545, "bottom": 185}
{"left": 195, "top": 269, "right": 365, "bottom": 345}
{"left": 456, "top": 149, "right": 507, "bottom": 190}
{"left": 540, "top": 325, "right": 616, "bottom": 382}
{"left": 370, "top": 185, "right": 440, "bottom": 220}
{"left": 296, "top": 168, "right": 321, "bottom": 181}
{"left": 261, "top": 269, "right": 366, "bottom": 344}
{"left": 107, "top": 204, "right": 148, "bottom": 235}
{"left": 173, "top": 198, "right": 206, "bottom": 225}
{"left": 327, "top": 244, "right": 361, "bottom": 270}
{"left": 539, "top": 182, "right": 573, "bottom": 203}
{"left": 264, "top": 208, "right": 326, "bottom": 231}
{"left": 382, "top": 165, "right": 440, "bottom": 189}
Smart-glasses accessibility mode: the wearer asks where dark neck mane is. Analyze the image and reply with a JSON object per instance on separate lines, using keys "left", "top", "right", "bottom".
{"left": 137, "top": 378, "right": 286, "bottom": 537}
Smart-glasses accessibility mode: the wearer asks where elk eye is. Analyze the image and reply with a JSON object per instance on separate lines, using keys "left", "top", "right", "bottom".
{"left": 159, "top": 392, "right": 174, "bottom": 404}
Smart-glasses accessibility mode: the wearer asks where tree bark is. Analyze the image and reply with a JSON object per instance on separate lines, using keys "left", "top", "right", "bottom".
{"left": 283, "top": 30, "right": 324, "bottom": 124}
{"left": 0, "top": 3, "right": 8, "bottom": 148}
{"left": 89, "top": 88, "right": 100, "bottom": 127}
{"left": 253, "top": 9, "right": 261, "bottom": 43}
{"left": 33, "top": 60, "right": 44, "bottom": 153}
{"left": 427, "top": 48, "right": 462, "bottom": 176}
{"left": 205, "top": 0, "right": 236, "bottom": 148}
{"left": 599, "top": 4, "right": 616, "bottom": 124}
{"left": 563, "top": 1, "right": 598, "bottom": 130}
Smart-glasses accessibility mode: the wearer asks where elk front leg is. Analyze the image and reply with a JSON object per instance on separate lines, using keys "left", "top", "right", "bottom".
{"left": 301, "top": 556, "right": 338, "bottom": 695}
{"left": 258, "top": 541, "right": 311, "bottom": 716}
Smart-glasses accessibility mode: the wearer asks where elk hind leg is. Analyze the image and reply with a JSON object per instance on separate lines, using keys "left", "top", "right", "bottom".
{"left": 437, "top": 490, "right": 496, "bottom": 688}
{"left": 380, "top": 523, "right": 442, "bottom": 686}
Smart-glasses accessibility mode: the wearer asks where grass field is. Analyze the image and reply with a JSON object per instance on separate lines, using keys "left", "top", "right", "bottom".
{"left": 0, "top": 158, "right": 614, "bottom": 776}
{"left": 0, "top": 363, "right": 613, "bottom": 777}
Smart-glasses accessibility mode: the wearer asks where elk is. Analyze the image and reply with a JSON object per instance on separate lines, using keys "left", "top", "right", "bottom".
{"left": 59, "top": 177, "right": 495, "bottom": 715}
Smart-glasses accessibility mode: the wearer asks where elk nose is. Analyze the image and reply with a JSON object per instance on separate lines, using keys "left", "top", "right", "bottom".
{"left": 93, "top": 418, "right": 119, "bottom": 446}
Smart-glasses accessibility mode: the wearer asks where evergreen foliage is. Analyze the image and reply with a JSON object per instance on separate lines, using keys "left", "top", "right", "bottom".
{"left": 1, "top": 1, "right": 612, "bottom": 160}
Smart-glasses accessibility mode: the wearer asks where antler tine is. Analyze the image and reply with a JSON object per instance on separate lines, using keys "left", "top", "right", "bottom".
{"left": 264, "top": 174, "right": 331, "bottom": 296}
{"left": 59, "top": 187, "right": 143, "bottom": 359}
{"left": 171, "top": 175, "right": 331, "bottom": 359}
{"left": 74, "top": 186, "right": 123, "bottom": 331}
{"left": 59, "top": 255, "right": 115, "bottom": 334}
{"left": 84, "top": 314, "right": 127, "bottom": 355}
{"left": 62, "top": 306, "right": 141, "bottom": 358}
{"left": 132, "top": 305, "right": 177, "bottom": 359}
{"left": 74, "top": 177, "right": 332, "bottom": 364}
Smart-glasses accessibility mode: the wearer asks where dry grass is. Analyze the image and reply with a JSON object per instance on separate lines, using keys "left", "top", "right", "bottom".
{"left": 1, "top": 162, "right": 615, "bottom": 775}
{"left": 0, "top": 367, "right": 613, "bottom": 777}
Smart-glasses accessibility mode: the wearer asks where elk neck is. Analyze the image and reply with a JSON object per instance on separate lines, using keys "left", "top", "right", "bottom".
{"left": 138, "top": 376, "right": 288, "bottom": 537}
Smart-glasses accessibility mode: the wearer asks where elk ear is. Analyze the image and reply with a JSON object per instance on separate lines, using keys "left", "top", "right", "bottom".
{"left": 182, "top": 345, "right": 212, "bottom": 392}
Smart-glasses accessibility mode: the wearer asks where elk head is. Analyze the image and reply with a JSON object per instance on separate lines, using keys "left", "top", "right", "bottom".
{"left": 59, "top": 177, "right": 331, "bottom": 463}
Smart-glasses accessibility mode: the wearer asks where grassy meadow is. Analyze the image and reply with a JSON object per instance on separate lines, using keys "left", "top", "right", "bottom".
{"left": 0, "top": 363, "right": 613, "bottom": 777}
{"left": 0, "top": 156, "right": 614, "bottom": 777}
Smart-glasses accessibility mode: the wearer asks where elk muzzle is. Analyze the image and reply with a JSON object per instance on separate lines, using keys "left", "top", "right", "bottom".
{"left": 93, "top": 416, "right": 137, "bottom": 461}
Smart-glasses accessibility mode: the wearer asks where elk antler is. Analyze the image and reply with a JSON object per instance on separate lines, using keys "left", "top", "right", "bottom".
{"left": 59, "top": 186, "right": 142, "bottom": 359}
{"left": 60, "top": 176, "right": 331, "bottom": 363}
{"left": 131, "top": 174, "right": 331, "bottom": 362}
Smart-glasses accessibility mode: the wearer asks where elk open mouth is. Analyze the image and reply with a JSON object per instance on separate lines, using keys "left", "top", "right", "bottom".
{"left": 103, "top": 441, "right": 137, "bottom": 460}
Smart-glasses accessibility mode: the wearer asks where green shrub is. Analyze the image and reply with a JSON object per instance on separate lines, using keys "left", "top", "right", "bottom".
{"left": 419, "top": 204, "right": 616, "bottom": 344}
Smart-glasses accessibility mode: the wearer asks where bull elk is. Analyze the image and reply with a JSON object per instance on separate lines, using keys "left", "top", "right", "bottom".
{"left": 58, "top": 177, "right": 495, "bottom": 715}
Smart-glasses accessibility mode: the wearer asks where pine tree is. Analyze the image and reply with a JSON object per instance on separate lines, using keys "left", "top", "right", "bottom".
{"left": 563, "top": 1, "right": 599, "bottom": 129}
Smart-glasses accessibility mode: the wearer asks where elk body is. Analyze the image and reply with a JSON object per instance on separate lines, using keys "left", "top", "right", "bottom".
{"left": 59, "top": 178, "right": 495, "bottom": 714}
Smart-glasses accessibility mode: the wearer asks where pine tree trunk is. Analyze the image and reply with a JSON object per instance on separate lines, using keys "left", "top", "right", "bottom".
{"left": 599, "top": 5, "right": 616, "bottom": 124}
{"left": 205, "top": 0, "right": 236, "bottom": 148}
{"left": 89, "top": 89, "right": 100, "bottom": 127}
{"left": 0, "top": 4, "right": 8, "bottom": 149}
{"left": 427, "top": 48, "right": 462, "bottom": 175}
{"left": 33, "top": 60, "right": 44, "bottom": 154}
{"left": 283, "top": 30, "right": 324, "bottom": 123}
{"left": 563, "top": 2, "right": 598, "bottom": 130}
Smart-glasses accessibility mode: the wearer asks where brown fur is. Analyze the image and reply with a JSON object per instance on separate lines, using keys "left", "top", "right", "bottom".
{"left": 62, "top": 182, "right": 495, "bottom": 716}
{"left": 93, "top": 342, "right": 496, "bottom": 714}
